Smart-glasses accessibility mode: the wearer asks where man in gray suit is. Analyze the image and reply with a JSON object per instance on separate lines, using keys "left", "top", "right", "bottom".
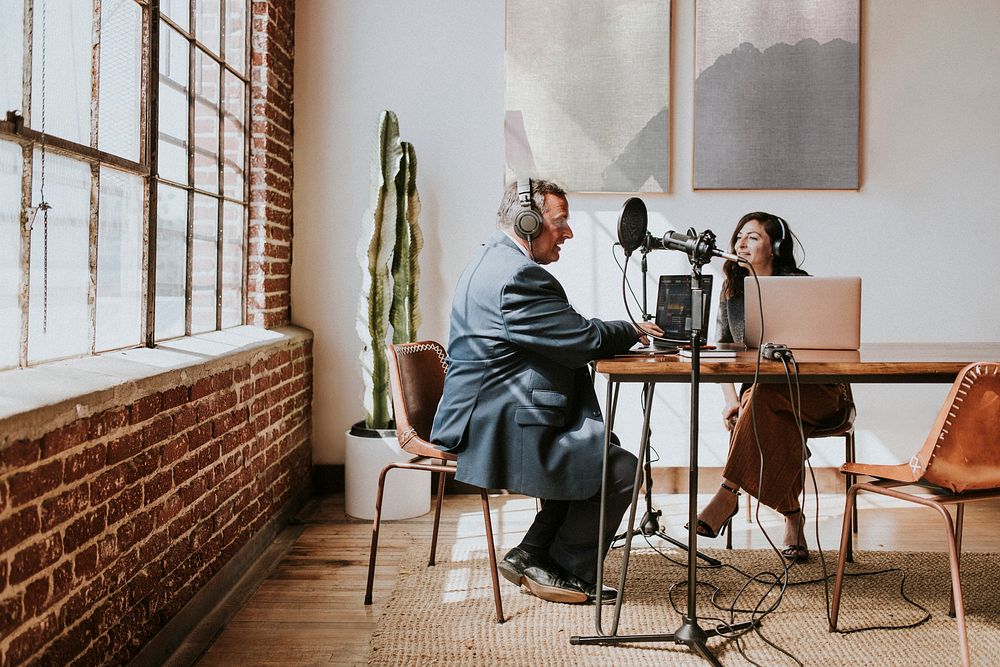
{"left": 430, "top": 179, "right": 660, "bottom": 604}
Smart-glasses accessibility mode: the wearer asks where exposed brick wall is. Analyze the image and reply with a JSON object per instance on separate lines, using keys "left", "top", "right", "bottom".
{"left": 247, "top": 0, "right": 295, "bottom": 329}
{"left": 0, "top": 336, "right": 313, "bottom": 665}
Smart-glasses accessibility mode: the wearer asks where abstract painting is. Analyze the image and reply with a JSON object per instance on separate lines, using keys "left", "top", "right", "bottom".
{"left": 505, "top": 0, "right": 671, "bottom": 193}
{"left": 693, "top": 0, "right": 860, "bottom": 189}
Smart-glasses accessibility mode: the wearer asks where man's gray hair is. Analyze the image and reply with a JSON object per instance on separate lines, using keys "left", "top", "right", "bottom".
{"left": 496, "top": 179, "right": 567, "bottom": 229}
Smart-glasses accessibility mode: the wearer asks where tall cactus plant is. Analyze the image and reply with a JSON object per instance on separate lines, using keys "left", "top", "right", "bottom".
{"left": 356, "top": 111, "right": 423, "bottom": 430}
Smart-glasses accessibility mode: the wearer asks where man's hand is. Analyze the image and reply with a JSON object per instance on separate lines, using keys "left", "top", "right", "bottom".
{"left": 632, "top": 321, "right": 663, "bottom": 346}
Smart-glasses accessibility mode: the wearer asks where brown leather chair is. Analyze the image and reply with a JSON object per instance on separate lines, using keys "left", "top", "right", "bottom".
{"left": 830, "top": 362, "right": 1000, "bottom": 667}
{"left": 363, "top": 341, "right": 504, "bottom": 623}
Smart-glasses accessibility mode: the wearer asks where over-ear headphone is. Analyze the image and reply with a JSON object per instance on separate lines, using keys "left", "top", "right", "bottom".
{"left": 772, "top": 216, "right": 792, "bottom": 261}
{"left": 514, "top": 179, "right": 543, "bottom": 241}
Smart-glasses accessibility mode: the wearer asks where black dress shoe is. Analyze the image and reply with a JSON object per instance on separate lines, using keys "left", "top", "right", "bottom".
{"left": 497, "top": 547, "right": 548, "bottom": 587}
{"left": 522, "top": 562, "right": 590, "bottom": 604}
{"left": 559, "top": 570, "right": 618, "bottom": 605}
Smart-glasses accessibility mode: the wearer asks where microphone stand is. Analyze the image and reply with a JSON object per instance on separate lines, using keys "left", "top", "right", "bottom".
{"left": 612, "top": 239, "right": 720, "bottom": 568}
{"left": 573, "top": 234, "right": 758, "bottom": 664}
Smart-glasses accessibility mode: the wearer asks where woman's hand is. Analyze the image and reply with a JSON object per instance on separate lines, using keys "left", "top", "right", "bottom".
{"left": 633, "top": 321, "right": 664, "bottom": 346}
{"left": 722, "top": 400, "right": 740, "bottom": 431}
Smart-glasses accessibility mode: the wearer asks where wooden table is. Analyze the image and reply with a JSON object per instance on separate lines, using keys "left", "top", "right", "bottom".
{"left": 576, "top": 342, "right": 1000, "bottom": 657}
{"left": 596, "top": 342, "right": 1000, "bottom": 384}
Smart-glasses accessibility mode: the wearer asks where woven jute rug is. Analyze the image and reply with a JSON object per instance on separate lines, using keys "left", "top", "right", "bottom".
{"left": 369, "top": 541, "right": 1000, "bottom": 666}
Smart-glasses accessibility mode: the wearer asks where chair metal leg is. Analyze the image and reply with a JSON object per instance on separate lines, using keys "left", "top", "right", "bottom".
{"left": 829, "top": 481, "right": 860, "bottom": 630}
{"left": 846, "top": 433, "right": 858, "bottom": 533}
{"left": 949, "top": 504, "right": 966, "bottom": 619}
{"left": 365, "top": 463, "right": 398, "bottom": 605}
{"left": 932, "top": 501, "right": 970, "bottom": 667}
{"left": 429, "top": 471, "right": 448, "bottom": 566}
{"left": 480, "top": 489, "right": 505, "bottom": 624}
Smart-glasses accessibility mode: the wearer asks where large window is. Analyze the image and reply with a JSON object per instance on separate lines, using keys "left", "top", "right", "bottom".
{"left": 0, "top": 0, "right": 249, "bottom": 370}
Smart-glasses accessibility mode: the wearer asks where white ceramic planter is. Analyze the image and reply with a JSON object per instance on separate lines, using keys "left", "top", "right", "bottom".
{"left": 344, "top": 427, "right": 431, "bottom": 520}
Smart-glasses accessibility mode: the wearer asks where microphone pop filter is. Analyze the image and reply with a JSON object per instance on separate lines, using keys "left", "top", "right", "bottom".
{"left": 617, "top": 197, "right": 647, "bottom": 255}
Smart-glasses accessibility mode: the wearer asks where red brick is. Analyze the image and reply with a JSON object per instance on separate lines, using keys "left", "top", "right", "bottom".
{"left": 0, "top": 506, "right": 40, "bottom": 551}
{"left": 51, "top": 559, "right": 74, "bottom": 604}
{"left": 106, "top": 432, "right": 143, "bottom": 465}
{"left": 9, "top": 460, "right": 62, "bottom": 506}
{"left": 21, "top": 575, "right": 50, "bottom": 618}
{"left": 88, "top": 407, "right": 129, "bottom": 439}
{"left": 157, "top": 495, "right": 183, "bottom": 528}
{"left": 40, "top": 485, "right": 90, "bottom": 530}
{"left": 160, "top": 385, "right": 189, "bottom": 410}
{"left": 212, "top": 407, "right": 247, "bottom": 438}
{"left": 64, "top": 443, "right": 106, "bottom": 483}
{"left": 161, "top": 434, "right": 189, "bottom": 464}
{"left": 63, "top": 506, "right": 107, "bottom": 553}
{"left": 0, "top": 591, "right": 23, "bottom": 636}
{"left": 171, "top": 404, "right": 197, "bottom": 433}
{"left": 144, "top": 470, "right": 174, "bottom": 505}
{"left": 1, "top": 438, "right": 41, "bottom": 471}
{"left": 130, "top": 393, "right": 162, "bottom": 424}
{"left": 190, "top": 376, "right": 215, "bottom": 401}
{"left": 74, "top": 545, "right": 98, "bottom": 579}
{"left": 142, "top": 415, "right": 173, "bottom": 448}
{"left": 90, "top": 462, "right": 128, "bottom": 505}
{"left": 42, "top": 421, "right": 90, "bottom": 457}
{"left": 187, "top": 423, "right": 213, "bottom": 450}
{"left": 10, "top": 534, "right": 62, "bottom": 585}
{"left": 106, "top": 484, "right": 143, "bottom": 526}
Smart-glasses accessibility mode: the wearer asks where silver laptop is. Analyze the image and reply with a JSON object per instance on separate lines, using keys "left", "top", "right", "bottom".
{"left": 743, "top": 276, "right": 862, "bottom": 350}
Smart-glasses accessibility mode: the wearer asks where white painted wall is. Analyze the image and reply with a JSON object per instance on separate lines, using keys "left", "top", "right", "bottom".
{"left": 293, "top": 1, "right": 1000, "bottom": 468}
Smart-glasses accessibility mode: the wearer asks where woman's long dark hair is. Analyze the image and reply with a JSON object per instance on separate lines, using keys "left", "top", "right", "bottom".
{"left": 721, "top": 212, "right": 801, "bottom": 300}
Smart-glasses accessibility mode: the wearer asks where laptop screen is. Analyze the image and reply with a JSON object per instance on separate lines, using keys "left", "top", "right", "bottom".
{"left": 654, "top": 274, "right": 713, "bottom": 345}
{"left": 743, "top": 276, "right": 862, "bottom": 350}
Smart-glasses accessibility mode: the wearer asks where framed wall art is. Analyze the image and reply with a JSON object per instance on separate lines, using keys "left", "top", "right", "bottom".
{"left": 693, "top": 0, "right": 860, "bottom": 189}
{"left": 505, "top": 0, "right": 671, "bottom": 193}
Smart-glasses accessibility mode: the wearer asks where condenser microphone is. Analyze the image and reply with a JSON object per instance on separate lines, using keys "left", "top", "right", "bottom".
{"left": 616, "top": 197, "right": 647, "bottom": 256}
{"left": 647, "top": 229, "right": 744, "bottom": 264}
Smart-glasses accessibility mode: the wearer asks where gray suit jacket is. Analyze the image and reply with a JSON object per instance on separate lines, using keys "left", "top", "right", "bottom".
{"left": 430, "top": 232, "right": 639, "bottom": 500}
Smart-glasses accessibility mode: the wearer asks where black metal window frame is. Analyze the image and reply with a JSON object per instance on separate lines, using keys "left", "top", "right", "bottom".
{"left": 0, "top": 0, "right": 250, "bottom": 369}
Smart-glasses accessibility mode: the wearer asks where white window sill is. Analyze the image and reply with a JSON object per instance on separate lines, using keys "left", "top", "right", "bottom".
{"left": 0, "top": 325, "right": 312, "bottom": 440}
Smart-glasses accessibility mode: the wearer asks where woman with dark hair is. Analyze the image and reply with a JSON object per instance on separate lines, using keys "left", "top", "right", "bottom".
{"left": 693, "top": 212, "right": 851, "bottom": 561}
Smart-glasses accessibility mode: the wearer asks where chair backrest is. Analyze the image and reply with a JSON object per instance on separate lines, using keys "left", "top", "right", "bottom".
{"left": 912, "top": 362, "right": 1000, "bottom": 493}
{"left": 385, "top": 341, "right": 449, "bottom": 457}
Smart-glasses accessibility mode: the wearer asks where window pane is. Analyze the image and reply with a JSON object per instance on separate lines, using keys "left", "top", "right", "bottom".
{"left": 161, "top": 0, "right": 190, "bottom": 32}
{"left": 222, "top": 70, "right": 244, "bottom": 199}
{"left": 158, "top": 23, "right": 189, "bottom": 184}
{"left": 27, "top": 153, "right": 91, "bottom": 363}
{"left": 194, "top": 48, "right": 220, "bottom": 192}
{"left": 99, "top": 0, "right": 142, "bottom": 161}
{"left": 221, "top": 201, "right": 243, "bottom": 328}
{"left": 155, "top": 183, "right": 187, "bottom": 340}
{"left": 96, "top": 168, "right": 143, "bottom": 351}
{"left": 224, "top": 0, "right": 246, "bottom": 74}
{"left": 0, "top": 142, "right": 22, "bottom": 369}
{"left": 0, "top": 1, "right": 24, "bottom": 114}
{"left": 191, "top": 194, "right": 217, "bottom": 333}
{"left": 32, "top": 3, "right": 92, "bottom": 146}
{"left": 195, "top": 0, "right": 221, "bottom": 56}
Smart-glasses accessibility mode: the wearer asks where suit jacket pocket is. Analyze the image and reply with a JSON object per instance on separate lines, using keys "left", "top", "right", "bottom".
{"left": 515, "top": 406, "right": 565, "bottom": 426}
{"left": 531, "top": 389, "right": 568, "bottom": 409}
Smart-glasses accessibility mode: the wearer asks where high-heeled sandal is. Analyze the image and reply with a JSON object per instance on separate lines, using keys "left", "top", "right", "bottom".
{"left": 689, "top": 483, "right": 740, "bottom": 539}
{"left": 781, "top": 508, "right": 809, "bottom": 562}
